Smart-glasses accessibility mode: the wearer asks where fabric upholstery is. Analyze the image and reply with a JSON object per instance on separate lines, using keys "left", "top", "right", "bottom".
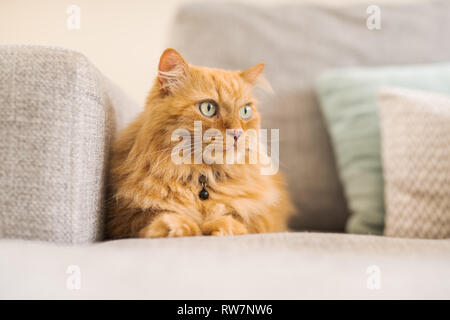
{"left": 317, "top": 63, "right": 450, "bottom": 235}
{"left": 168, "top": 0, "right": 450, "bottom": 232}
{"left": 0, "top": 45, "right": 119, "bottom": 244}
{"left": 0, "top": 232, "right": 449, "bottom": 299}
{"left": 379, "top": 88, "right": 450, "bottom": 239}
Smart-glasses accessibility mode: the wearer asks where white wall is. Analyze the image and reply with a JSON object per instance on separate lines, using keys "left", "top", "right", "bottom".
{"left": 0, "top": 0, "right": 426, "bottom": 107}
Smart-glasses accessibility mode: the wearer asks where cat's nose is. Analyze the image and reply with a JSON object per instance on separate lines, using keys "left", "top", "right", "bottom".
{"left": 227, "top": 129, "right": 243, "bottom": 141}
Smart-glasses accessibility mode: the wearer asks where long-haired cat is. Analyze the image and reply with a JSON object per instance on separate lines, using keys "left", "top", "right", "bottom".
{"left": 106, "top": 49, "right": 292, "bottom": 238}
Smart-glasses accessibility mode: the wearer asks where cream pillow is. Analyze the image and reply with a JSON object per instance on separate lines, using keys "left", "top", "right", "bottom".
{"left": 379, "top": 87, "right": 450, "bottom": 239}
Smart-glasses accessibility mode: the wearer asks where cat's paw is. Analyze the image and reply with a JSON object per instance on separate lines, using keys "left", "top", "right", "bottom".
{"left": 139, "top": 214, "right": 201, "bottom": 238}
{"left": 201, "top": 215, "right": 248, "bottom": 236}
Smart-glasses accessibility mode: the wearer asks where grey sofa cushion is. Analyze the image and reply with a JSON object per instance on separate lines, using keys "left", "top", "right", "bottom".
{"left": 1, "top": 233, "right": 449, "bottom": 299}
{"left": 0, "top": 46, "right": 117, "bottom": 244}
{"left": 168, "top": 0, "right": 450, "bottom": 232}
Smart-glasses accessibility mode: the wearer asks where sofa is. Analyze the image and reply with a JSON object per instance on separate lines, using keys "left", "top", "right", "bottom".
{"left": 1, "top": 1, "right": 450, "bottom": 299}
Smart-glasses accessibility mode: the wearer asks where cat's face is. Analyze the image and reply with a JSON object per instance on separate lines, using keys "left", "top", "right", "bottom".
{"left": 149, "top": 49, "right": 267, "bottom": 163}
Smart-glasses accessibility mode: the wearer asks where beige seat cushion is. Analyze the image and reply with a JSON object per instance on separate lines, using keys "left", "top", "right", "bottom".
{"left": 1, "top": 232, "right": 449, "bottom": 299}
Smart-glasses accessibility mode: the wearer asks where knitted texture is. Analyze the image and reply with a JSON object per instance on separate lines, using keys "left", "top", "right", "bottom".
{"left": 0, "top": 46, "right": 116, "bottom": 244}
{"left": 379, "top": 88, "right": 450, "bottom": 239}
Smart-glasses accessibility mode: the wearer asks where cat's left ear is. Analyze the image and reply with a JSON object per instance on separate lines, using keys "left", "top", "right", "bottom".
{"left": 240, "top": 63, "right": 265, "bottom": 85}
{"left": 240, "top": 62, "right": 273, "bottom": 93}
{"left": 158, "top": 48, "right": 188, "bottom": 95}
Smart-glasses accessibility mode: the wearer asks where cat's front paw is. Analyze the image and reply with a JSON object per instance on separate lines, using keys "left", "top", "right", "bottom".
{"left": 139, "top": 214, "right": 201, "bottom": 238}
{"left": 201, "top": 215, "right": 248, "bottom": 236}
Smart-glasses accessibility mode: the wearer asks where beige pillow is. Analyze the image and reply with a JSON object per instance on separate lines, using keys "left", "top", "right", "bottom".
{"left": 379, "top": 87, "right": 450, "bottom": 239}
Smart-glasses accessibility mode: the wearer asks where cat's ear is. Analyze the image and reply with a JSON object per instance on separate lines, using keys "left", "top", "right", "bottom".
{"left": 240, "top": 62, "right": 273, "bottom": 93}
{"left": 240, "top": 63, "right": 265, "bottom": 85}
{"left": 158, "top": 48, "right": 188, "bottom": 95}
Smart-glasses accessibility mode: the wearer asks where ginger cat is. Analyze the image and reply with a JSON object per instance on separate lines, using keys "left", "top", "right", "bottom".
{"left": 106, "top": 49, "right": 292, "bottom": 238}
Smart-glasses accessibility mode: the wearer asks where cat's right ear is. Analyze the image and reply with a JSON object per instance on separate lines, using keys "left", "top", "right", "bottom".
{"left": 158, "top": 48, "right": 188, "bottom": 95}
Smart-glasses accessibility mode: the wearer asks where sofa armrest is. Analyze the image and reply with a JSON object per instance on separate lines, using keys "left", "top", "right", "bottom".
{"left": 0, "top": 45, "right": 131, "bottom": 244}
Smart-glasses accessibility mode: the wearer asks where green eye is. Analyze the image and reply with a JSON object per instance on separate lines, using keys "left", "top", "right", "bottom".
{"left": 199, "top": 101, "right": 217, "bottom": 117}
{"left": 239, "top": 104, "right": 252, "bottom": 120}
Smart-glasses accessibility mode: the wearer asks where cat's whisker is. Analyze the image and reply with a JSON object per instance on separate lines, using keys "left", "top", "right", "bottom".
{"left": 149, "top": 140, "right": 201, "bottom": 160}
{"left": 247, "top": 145, "right": 290, "bottom": 170}
{"left": 147, "top": 141, "right": 194, "bottom": 156}
{"left": 150, "top": 141, "right": 204, "bottom": 172}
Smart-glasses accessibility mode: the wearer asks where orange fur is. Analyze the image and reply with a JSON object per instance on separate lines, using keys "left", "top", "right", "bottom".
{"left": 106, "top": 49, "right": 293, "bottom": 239}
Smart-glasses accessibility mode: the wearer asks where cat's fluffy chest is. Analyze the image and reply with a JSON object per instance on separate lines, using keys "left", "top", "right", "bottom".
{"left": 172, "top": 167, "right": 283, "bottom": 222}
